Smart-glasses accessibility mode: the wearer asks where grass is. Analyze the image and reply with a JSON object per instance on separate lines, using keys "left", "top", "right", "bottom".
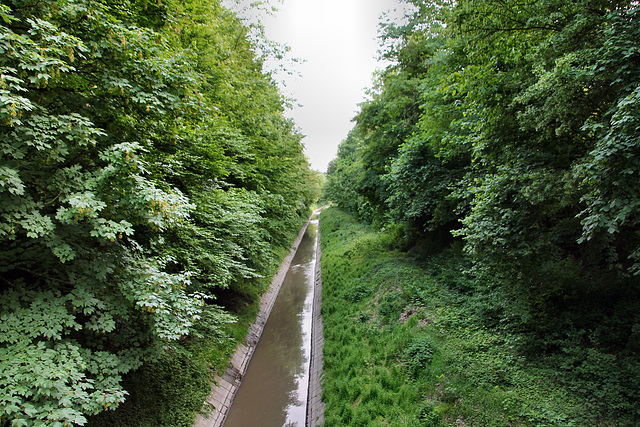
{"left": 319, "top": 207, "right": 636, "bottom": 426}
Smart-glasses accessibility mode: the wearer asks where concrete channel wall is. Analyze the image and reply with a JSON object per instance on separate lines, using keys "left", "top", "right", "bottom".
{"left": 306, "top": 210, "right": 325, "bottom": 427}
{"left": 194, "top": 207, "right": 326, "bottom": 427}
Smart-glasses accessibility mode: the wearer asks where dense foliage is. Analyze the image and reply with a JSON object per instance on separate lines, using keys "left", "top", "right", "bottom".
{"left": 321, "top": 207, "right": 640, "bottom": 426}
{"left": 0, "top": 0, "right": 318, "bottom": 424}
{"left": 325, "top": 0, "right": 640, "bottom": 424}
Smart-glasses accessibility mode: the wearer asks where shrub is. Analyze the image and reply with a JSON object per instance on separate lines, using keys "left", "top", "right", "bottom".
{"left": 405, "top": 336, "right": 436, "bottom": 379}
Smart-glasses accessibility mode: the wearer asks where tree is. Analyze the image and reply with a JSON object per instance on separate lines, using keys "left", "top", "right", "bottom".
{"left": 326, "top": 1, "right": 640, "bottom": 419}
{"left": 0, "top": 0, "right": 316, "bottom": 424}
{"left": 325, "top": 130, "right": 368, "bottom": 216}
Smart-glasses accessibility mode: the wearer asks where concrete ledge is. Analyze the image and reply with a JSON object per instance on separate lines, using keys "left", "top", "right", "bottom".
{"left": 193, "top": 208, "right": 324, "bottom": 427}
{"left": 193, "top": 217, "right": 312, "bottom": 427}
{"left": 306, "top": 210, "right": 326, "bottom": 426}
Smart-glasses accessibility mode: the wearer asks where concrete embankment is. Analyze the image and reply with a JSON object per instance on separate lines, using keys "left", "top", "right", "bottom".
{"left": 194, "top": 207, "right": 326, "bottom": 427}
{"left": 306, "top": 209, "right": 325, "bottom": 427}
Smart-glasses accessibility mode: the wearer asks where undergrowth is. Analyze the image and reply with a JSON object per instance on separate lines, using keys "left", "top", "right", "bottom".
{"left": 320, "top": 207, "right": 640, "bottom": 426}
{"left": 86, "top": 228, "right": 298, "bottom": 426}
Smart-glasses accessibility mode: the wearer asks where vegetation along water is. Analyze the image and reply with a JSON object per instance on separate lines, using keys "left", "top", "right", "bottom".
{"left": 224, "top": 219, "right": 318, "bottom": 427}
{"left": 0, "top": 0, "right": 321, "bottom": 425}
{"left": 321, "top": 0, "right": 640, "bottom": 424}
{"left": 319, "top": 207, "right": 640, "bottom": 426}
{"left": 2, "top": 0, "right": 640, "bottom": 426}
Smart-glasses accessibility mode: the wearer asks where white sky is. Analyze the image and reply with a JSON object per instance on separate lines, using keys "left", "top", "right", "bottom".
{"left": 224, "top": 0, "right": 410, "bottom": 172}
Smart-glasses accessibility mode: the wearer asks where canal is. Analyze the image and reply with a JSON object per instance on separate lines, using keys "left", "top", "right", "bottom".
{"left": 223, "top": 219, "right": 319, "bottom": 426}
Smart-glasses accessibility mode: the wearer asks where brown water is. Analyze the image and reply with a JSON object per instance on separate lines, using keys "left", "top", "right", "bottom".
{"left": 224, "top": 220, "right": 318, "bottom": 427}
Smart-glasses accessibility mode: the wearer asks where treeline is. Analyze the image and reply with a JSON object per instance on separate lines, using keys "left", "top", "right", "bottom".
{"left": 0, "top": 0, "right": 319, "bottom": 425}
{"left": 326, "top": 0, "right": 640, "bottom": 421}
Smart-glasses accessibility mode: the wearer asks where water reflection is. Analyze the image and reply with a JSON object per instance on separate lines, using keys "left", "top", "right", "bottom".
{"left": 224, "top": 221, "right": 318, "bottom": 427}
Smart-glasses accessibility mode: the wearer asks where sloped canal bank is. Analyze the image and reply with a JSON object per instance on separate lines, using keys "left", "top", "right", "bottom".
{"left": 194, "top": 209, "right": 325, "bottom": 427}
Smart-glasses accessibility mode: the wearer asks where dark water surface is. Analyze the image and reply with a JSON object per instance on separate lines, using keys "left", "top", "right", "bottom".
{"left": 224, "top": 220, "right": 318, "bottom": 427}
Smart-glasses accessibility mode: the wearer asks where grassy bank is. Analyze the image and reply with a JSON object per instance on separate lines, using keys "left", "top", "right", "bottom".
{"left": 320, "top": 207, "right": 637, "bottom": 426}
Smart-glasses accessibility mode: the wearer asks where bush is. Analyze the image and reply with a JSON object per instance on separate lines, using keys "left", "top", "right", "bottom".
{"left": 405, "top": 337, "right": 436, "bottom": 379}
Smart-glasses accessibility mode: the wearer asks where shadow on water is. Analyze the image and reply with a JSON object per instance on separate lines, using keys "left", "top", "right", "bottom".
{"left": 224, "top": 221, "right": 318, "bottom": 427}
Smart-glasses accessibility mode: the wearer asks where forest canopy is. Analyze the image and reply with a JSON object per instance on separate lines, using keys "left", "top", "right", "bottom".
{"left": 0, "top": 0, "right": 318, "bottom": 424}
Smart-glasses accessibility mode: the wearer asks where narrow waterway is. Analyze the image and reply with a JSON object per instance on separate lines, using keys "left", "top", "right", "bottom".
{"left": 223, "top": 219, "right": 318, "bottom": 427}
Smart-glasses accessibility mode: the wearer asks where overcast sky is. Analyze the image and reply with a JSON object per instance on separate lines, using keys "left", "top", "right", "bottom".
{"left": 225, "top": 0, "right": 410, "bottom": 172}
